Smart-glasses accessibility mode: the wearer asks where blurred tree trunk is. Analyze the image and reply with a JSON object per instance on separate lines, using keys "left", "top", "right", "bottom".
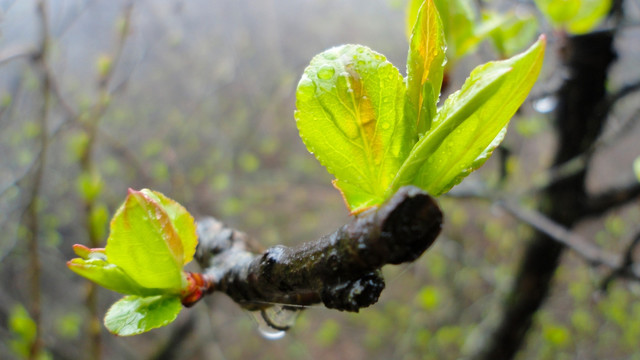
{"left": 467, "top": 30, "right": 617, "bottom": 360}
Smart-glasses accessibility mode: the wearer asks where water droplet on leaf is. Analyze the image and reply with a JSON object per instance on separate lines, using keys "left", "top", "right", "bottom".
{"left": 297, "top": 77, "right": 316, "bottom": 101}
{"left": 323, "top": 52, "right": 337, "bottom": 60}
{"left": 317, "top": 65, "right": 336, "bottom": 80}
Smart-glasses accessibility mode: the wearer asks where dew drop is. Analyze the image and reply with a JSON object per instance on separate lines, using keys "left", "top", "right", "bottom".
{"left": 381, "top": 121, "right": 391, "bottom": 130}
{"left": 249, "top": 305, "right": 301, "bottom": 340}
{"left": 533, "top": 96, "right": 557, "bottom": 114}
{"left": 296, "top": 76, "right": 316, "bottom": 101}
{"left": 317, "top": 65, "right": 335, "bottom": 80}
{"left": 323, "top": 51, "right": 337, "bottom": 60}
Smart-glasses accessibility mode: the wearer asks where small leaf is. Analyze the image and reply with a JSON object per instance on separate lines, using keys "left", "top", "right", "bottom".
{"left": 534, "top": 0, "right": 581, "bottom": 25}
{"left": 72, "top": 243, "right": 104, "bottom": 260}
{"left": 104, "top": 295, "right": 182, "bottom": 336}
{"left": 138, "top": 189, "right": 197, "bottom": 266}
{"left": 392, "top": 36, "right": 546, "bottom": 196}
{"left": 9, "top": 304, "right": 36, "bottom": 343}
{"left": 434, "top": 0, "right": 478, "bottom": 60}
{"left": 486, "top": 11, "right": 539, "bottom": 57}
{"left": 567, "top": 0, "right": 612, "bottom": 34}
{"left": 67, "top": 258, "right": 161, "bottom": 296}
{"left": 406, "top": 0, "right": 446, "bottom": 135}
{"left": 535, "top": 0, "right": 610, "bottom": 34}
{"left": 105, "top": 189, "right": 185, "bottom": 290}
{"left": 295, "top": 45, "right": 412, "bottom": 213}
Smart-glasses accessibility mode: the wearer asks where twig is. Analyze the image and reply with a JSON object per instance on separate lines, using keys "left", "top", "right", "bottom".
{"left": 497, "top": 200, "right": 627, "bottom": 272}
{"left": 531, "top": 106, "right": 640, "bottom": 194}
{"left": 583, "top": 181, "right": 640, "bottom": 217}
{"left": 20, "top": 1, "right": 51, "bottom": 358}
{"left": 77, "top": 4, "right": 133, "bottom": 359}
{"left": 195, "top": 186, "right": 442, "bottom": 314}
{"left": 599, "top": 228, "right": 640, "bottom": 291}
{"left": 0, "top": 44, "right": 36, "bottom": 65}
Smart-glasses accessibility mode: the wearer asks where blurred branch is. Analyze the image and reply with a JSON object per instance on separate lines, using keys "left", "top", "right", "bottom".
{"left": 0, "top": 44, "right": 36, "bottom": 65}
{"left": 582, "top": 181, "right": 640, "bottom": 217}
{"left": 195, "top": 186, "right": 442, "bottom": 314}
{"left": 76, "top": 4, "right": 133, "bottom": 359}
{"left": 599, "top": 228, "right": 640, "bottom": 291}
{"left": 448, "top": 187, "right": 640, "bottom": 279}
{"left": 20, "top": 1, "right": 51, "bottom": 358}
{"left": 531, "top": 98, "right": 640, "bottom": 195}
{"left": 497, "top": 200, "right": 639, "bottom": 278}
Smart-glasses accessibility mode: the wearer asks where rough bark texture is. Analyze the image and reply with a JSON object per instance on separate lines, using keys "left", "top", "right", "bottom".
{"left": 467, "top": 31, "right": 617, "bottom": 360}
{"left": 195, "top": 186, "right": 442, "bottom": 312}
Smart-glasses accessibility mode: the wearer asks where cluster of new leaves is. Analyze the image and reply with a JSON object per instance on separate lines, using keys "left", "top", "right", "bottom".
{"left": 295, "top": 0, "right": 546, "bottom": 214}
{"left": 67, "top": 189, "right": 201, "bottom": 335}
{"left": 67, "top": 0, "right": 547, "bottom": 336}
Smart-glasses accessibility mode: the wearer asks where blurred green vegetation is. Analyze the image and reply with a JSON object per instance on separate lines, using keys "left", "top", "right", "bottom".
{"left": 0, "top": 0, "right": 639, "bottom": 359}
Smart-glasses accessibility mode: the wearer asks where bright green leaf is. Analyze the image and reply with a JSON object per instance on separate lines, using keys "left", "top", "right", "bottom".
{"left": 392, "top": 36, "right": 546, "bottom": 196}
{"left": 434, "top": 0, "right": 478, "bottom": 60}
{"left": 9, "top": 304, "right": 36, "bottom": 344}
{"left": 486, "top": 11, "right": 539, "bottom": 57}
{"left": 405, "top": 0, "right": 423, "bottom": 40}
{"left": 568, "top": 0, "right": 611, "bottom": 34}
{"left": 138, "top": 189, "right": 197, "bottom": 266}
{"left": 535, "top": 0, "right": 581, "bottom": 25}
{"left": 67, "top": 258, "right": 162, "bottom": 296}
{"left": 104, "top": 295, "right": 182, "bottom": 336}
{"left": 77, "top": 171, "right": 103, "bottom": 202}
{"left": 105, "top": 189, "right": 185, "bottom": 290}
{"left": 89, "top": 202, "right": 109, "bottom": 242}
{"left": 535, "top": 0, "right": 611, "bottom": 34}
{"left": 295, "top": 45, "right": 411, "bottom": 213}
{"left": 633, "top": 156, "right": 640, "bottom": 182}
{"left": 406, "top": 0, "right": 446, "bottom": 135}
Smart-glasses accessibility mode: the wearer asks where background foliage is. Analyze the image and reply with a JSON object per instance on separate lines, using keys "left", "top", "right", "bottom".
{"left": 1, "top": 0, "right": 640, "bottom": 359}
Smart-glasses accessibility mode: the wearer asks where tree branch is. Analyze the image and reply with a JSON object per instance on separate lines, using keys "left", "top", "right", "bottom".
{"left": 582, "top": 181, "right": 640, "bottom": 217}
{"left": 195, "top": 186, "right": 442, "bottom": 313}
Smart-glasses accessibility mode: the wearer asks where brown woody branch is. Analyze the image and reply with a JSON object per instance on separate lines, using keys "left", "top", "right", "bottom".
{"left": 194, "top": 186, "right": 442, "bottom": 312}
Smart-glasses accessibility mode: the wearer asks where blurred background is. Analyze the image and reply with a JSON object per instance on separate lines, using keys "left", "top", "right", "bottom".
{"left": 1, "top": 0, "right": 640, "bottom": 359}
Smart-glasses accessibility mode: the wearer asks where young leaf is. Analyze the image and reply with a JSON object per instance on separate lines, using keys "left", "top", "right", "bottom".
{"left": 138, "top": 189, "right": 197, "bottom": 266}
{"left": 105, "top": 189, "right": 186, "bottom": 291}
{"left": 486, "top": 11, "right": 539, "bottom": 58}
{"left": 104, "top": 295, "right": 182, "bottom": 336}
{"left": 295, "top": 45, "right": 412, "bottom": 214}
{"left": 67, "top": 258, "right": 161, "bottom": 296}
{"left": 391, "top": 36, "right": 546, "bottom": 196}
{"left": 566, "top": 0, "right": 612, "bottom": 34}
{"left": 535, "top": 0, "right": 611, "bottom": 34}
{"left": 406, "top": 0, "right": 446, "bottom": 136}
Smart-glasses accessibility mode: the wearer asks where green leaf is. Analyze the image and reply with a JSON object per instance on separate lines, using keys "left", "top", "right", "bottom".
{"left": 105, "top": 189, "right": 186, "bottom": 291}
{"left": 406, "top": 0, "right": 446, "bottom": 136}
{"left": 138, "top": 189, "right": 197, "bottom": 266}
{"left": 567, "top": 0, "right": 612, "bottom": 34}
{"left": 67, "top": 258, "right": 162, "bottom": 296}
{"left": 486, "top": 11, "right": 539, "bottom": 57}
{"left": 534, "top": 0, "right": 581, "bottom": 25}
{"left": 434, "top": 0, "right": 478, "bottom": 60}
{"left": 295, "top": 45, "right": 411, "bottom": 213}
{"left": 9, "top": 304, "right": 36, "bottom": 344}
{"left": 535, "top": 0, "right": 611, "bottom": 34}
{"left": 89, "top": 202, "right": 109, "bottom": 241}
{"left": 405, "top": 0, "right": 423, "bottom": 40}
{"left": 391, "top": 36, "right": 546, "bottom": 196}
{"left": 104, "top": 295, "right": 182, "bottom": 336}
